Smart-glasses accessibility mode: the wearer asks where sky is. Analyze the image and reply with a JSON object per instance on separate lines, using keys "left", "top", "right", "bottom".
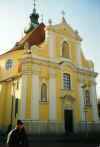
{"left": 0, "top": 0, "right": 100, "bottom": 97}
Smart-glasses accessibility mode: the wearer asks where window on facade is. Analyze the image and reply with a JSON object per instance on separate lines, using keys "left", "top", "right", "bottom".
{"left": 62, "top": 41, "right": 70, "bottom": 58}
{"left": 41, "top": 83, "right": 47, "bottom": 102}
{"left": 5, "top": 59, "right": 13, "bottom": 71}
{"left": 84, "top": 90, "right": 90, "bottom": 105}
{"left": 63, "top": 73, "right": 71, "bottom": 90}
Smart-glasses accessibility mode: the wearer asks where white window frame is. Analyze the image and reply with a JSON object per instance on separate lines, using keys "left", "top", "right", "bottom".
{"left": 61, "top": 72, "right": 72, "bottom": 90}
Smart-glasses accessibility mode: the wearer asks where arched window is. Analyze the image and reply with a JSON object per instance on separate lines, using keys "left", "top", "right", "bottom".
{"left": 84, "top": 90, "right": 90, "bottom": 105}
{"left": 41, "top": 83, "right": 47, "bottom": 102}
{"left": 62, "top": 41, "right": 70, "bottom": 58}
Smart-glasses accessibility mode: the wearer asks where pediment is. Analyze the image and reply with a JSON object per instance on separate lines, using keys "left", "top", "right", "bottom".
{"left": 48, "top": 20, "right": 82, "bottom": 41}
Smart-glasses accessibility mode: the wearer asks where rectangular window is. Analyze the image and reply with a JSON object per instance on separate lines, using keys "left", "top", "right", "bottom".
{"left": 63, "top": 73, "right": 71, "bottom": 90}
{"left": 85, "top": 90, "right": 90, "bottom": 105}
{"left": 83, "top": 89, "right": 91, "bottom": 106}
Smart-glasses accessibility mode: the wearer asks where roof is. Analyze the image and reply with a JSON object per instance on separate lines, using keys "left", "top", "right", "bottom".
{"left": 0, "top": 23, "right": 45, "bottom": 56}
{"left": 19, "top": 23, "right": 45, "bottom": 47}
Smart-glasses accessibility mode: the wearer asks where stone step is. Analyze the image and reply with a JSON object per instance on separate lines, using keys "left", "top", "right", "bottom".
{"left": 27, "top": 134, "right": 100, "bottom": 143}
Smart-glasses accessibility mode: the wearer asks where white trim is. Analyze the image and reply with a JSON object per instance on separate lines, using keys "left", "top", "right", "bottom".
{"left": 30, "top": 54, "right": 96, "bottom": 74}
{"left": 30, "top": 55, "right": 97, "bottom": 77}
{"left": 20, "top": 75, "right": 27, "bottom": 119}
{"left": 31, "top": 73, "right": 39, "bottom": 120}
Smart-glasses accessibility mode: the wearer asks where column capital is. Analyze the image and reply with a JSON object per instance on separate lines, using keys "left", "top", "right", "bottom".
{"left": 32, "top": 64, "right": 40, "bottom": 75}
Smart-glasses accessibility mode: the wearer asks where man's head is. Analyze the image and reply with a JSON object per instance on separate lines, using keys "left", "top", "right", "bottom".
{"left": 17, "top": 120, "right": 23, "bottom": 125}
{"left": 17, "top": 120, "right": 23, "bottom": 130}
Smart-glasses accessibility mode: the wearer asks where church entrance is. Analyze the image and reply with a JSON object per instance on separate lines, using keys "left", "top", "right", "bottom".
{"left": 64, "top": 110, "right": 73, "bottom": 134}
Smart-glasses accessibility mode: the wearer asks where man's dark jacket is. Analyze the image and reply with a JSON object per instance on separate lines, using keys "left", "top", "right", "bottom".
{"left": 7, "top": 127, "right": 28, "bottom": 147}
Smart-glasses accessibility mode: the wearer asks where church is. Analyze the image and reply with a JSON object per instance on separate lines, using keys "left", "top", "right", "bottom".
{"left": 0, "top": 3, "right": 99, "bottom": 135}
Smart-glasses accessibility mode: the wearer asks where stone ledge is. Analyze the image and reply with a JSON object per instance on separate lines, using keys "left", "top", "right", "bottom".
{"left": 22, "top": 120, "right": 65, "bottom": 135}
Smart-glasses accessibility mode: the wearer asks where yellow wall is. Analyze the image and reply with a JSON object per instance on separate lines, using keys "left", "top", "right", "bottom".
{"left": 39, "top": 104, "right": 49, "bottom": 121}
{"left": 0, "top": 50, "right": 24, "bottom": 81}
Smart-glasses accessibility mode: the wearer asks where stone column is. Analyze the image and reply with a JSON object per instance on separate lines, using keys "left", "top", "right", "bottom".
{"left": 20, "top": 54, "right": 32, "bottom": 120}
{"left": 90, "top": 79, "right": 99, "bottom": 122}
{"left": 31, "top": 65, "right": 40, "bottom": 120}
{"left": 49, "top": 68, "right": 57, "bottom": 121}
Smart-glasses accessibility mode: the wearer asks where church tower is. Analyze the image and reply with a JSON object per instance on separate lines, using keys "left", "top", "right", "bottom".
{"left": 24, "top": 0, "right": 39, "bottom": 33}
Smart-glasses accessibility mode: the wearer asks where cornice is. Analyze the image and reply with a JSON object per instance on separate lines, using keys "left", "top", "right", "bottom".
{"left": 76, "top": 67, "right": 97, "bottom": 77}
{"left": 20, "top": 54, "right": 97, "bottom": 78}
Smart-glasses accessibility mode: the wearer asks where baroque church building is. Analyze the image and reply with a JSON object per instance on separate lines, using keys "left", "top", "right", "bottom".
{"left": 0, "top": 5, "right": 99, "bottom": 134}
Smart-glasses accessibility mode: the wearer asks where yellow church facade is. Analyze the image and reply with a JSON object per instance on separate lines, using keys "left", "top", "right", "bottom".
{"left": 0, "top": 7, "right": 99, "bottom": 135}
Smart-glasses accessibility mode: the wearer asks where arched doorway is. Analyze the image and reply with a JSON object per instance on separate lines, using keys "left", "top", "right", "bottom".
{"left": 63, "top": 95, "right": 74, "bottom": 134}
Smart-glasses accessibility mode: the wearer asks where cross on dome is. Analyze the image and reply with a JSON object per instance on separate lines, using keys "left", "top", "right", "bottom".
{"left": 61, "top": 10, "right": 66, "bottom": 18}
{"left": 33, "top": 0, "right": 36, "bottom": 12}
{"left": 61, "top": 10, "right": 66, "bottom": 23}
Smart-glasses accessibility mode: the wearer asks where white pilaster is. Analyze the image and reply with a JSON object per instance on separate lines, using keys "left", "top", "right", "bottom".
{"left": 49, "top": 68, "right": 56, "bottom": 120}
{"left": 78, "top": 74, "right": 85, "bottom": 121}
{"left": 76, "top": 42, "right": 82, "bottom": 67}
{"left": 48, "top": 31, "right": 55, "bottom": 58}
{"left": 79, "top": 83, "right": 85, "bottom": 121}
{"left": 90, "top": 79, "right": 99, "bottom": 122}
{"left": 20, "top": 75, "right": 27, "bottom": 120}
{"left": 31, "top": 66, "right": 39, "bottom": 120}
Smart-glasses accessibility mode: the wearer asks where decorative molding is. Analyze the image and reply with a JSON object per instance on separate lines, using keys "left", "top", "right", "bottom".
{"left": 21, "top": 52, "right": 97, "bottom": 78}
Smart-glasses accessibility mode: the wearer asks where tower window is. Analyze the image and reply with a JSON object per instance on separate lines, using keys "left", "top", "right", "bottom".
{"left": 63, "top": 73, "right": 71, "bottom": 90}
